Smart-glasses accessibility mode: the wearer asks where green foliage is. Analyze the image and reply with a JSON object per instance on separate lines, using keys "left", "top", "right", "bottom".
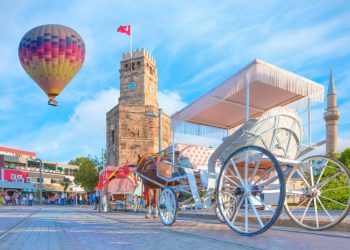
{"left": 60, "top": 177, "right": 72, "bottom": 192}
{"left": 315, "top": 149, "right": 350, "bottom": 210}
{"left": 70, "top": 156, "right": 99, "bottom": 192}
{"left": 337, "top": 148, "right": 350, "bottom": 171}
{"left": 319, "top": 167, "right": 349, "bottom": 210}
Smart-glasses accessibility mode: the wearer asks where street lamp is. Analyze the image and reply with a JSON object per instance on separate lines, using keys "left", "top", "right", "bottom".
{"left": 33, "top": 158, "right": 43, "bottom": 205}
{"left": 145, "top": 108, "right": 162, "bottom": 152}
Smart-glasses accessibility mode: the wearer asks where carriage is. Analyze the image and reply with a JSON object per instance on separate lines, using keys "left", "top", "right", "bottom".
{"left": 136, "top": 59, "right": 350, "bottom": 235}
{"left": 98, "top": 164, "right": 142, "bottom": 213}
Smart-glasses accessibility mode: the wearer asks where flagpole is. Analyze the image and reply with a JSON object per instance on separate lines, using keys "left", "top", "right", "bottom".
{"left": 130, "top": 25, "right": 133, "bottom": 68}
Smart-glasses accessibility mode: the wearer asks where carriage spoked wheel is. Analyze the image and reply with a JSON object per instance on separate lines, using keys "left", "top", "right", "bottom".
{"left": 102, "top": 193, "right": 109, "bottom": 213}
{"left": 158, "top": 187, "right": 178, "bottom": 226}
{"left": 217, "top": 146, "right": 285, "bottom": 236}
{"left": 284, "top": 156, "right": 350, "bottom": 230}
{"left": 215, "top": 194, "right": 236, "bottom": 223}
{"left": 133, "top": 196, "right": 138, "bottom": 213}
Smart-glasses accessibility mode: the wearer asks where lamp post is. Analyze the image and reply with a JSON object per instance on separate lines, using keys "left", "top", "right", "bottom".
{"left": 145, "top": 108, "right": 162, "bottom": 152}
{"left": 33, "top": 158, "right": 43, "bottom": 205}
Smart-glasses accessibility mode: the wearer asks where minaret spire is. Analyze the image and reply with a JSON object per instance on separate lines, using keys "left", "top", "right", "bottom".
{"left": 328, "top": 66, "right": 336, "bottom": 95}
{"left": 323, "top": 66, "right": 340, "bottom": 157}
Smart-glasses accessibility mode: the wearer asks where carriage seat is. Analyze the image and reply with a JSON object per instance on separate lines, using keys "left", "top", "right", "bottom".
{"left": 178, "top": 145, "right": 215, "bottom": 171}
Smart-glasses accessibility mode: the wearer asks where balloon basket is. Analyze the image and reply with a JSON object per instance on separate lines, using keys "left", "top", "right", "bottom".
{"left": 48, "top": 99, "right": 58, "bottom": 106}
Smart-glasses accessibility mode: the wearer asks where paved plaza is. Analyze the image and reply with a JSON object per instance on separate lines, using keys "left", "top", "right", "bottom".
{"left": 0, "top": 206, "right": 349, "bottom": 250}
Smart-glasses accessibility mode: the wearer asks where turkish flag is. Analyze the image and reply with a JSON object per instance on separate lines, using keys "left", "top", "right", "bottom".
{"left": 117, "top": 25, "right": 131, "bottom": 36}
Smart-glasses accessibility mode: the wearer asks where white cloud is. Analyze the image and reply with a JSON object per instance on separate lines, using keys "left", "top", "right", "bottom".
{"left": 158, "top": 90, "right": 187, "bottom": 115}
{"left": 4, "top": 88, "right": 119, "bottom": 162}
{"left": 3, "top": 88, "right": 186, "bottom": 162}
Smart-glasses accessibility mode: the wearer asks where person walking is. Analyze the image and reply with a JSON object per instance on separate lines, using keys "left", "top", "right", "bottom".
{"left": 28, "top": 193, "right": 33, "bottom": 206}
{"left": 22, "top": 195, "right": 26, "bottom": 206}
{"left": 61, "top": 192, "right": 65, "bottom": 205}
{"left": 5, "top": 194, "right": 10, "bottom": 206}
{"left": 12, "top": 193, "right": 17, "bottom": 206}
{"left": 94, "top": 190, "right": 100, "bottom": 210}
{"left": 79, "top": 194, "right": 83, "bottom": 207}
{"left": 55, "top": 193, "right": 59, "bottom": 205}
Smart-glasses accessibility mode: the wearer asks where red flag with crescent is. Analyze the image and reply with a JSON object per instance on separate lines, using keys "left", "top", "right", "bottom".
{"left": 117, "top": 25, "right": 131, "bottom": 36}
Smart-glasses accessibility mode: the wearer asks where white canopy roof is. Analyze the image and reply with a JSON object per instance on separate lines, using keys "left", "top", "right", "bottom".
{"left": 172, "top": 59, "right": 324, "bottom": 129}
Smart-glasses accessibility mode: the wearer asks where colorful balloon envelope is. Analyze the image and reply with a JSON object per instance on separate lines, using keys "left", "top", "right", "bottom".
{"left": 18, "top": 24, "right": 85, "bottom": 106}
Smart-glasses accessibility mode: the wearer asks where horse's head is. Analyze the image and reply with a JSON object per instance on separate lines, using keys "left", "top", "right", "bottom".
{"left": 136, "top": 152, "right": 158, "bottom": 172}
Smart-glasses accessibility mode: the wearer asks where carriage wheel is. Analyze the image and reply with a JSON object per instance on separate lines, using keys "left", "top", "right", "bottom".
{"left": 133, "top": 196, "right": 138, "bottom": 213}
{"left": 158, "top": 188, "right": 178, "bottom": 226}
{"left": 102, "top": 194, "right": 108, "bottom": 213}
{"left": 215, "top": 205, "right": 225, "bottom": 223}
{"left": 285, "top": 155, "right": 350, "bottom": 230}
{"left": 217, "top": 146, "right": 285, "bottom": 236}
{"left": 215, "top": 193, "right": 236, "bottom": 223}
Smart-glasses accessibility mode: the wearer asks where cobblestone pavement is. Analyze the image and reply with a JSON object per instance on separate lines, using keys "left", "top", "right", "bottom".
{"left": 0, "top": 206, "right": 349, "bottom": 250}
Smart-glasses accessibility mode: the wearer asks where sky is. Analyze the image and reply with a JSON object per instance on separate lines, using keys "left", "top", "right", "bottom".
{"left": 0, "top": 0, "right": 349, "bottom": 163}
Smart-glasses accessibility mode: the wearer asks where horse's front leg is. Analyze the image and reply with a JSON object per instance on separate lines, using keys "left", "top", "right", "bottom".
{"left": 153, "top": 189, "right": 159, "bottom": 218}
{"left": 145, "top": 188, "right": 152, "bottom": 219}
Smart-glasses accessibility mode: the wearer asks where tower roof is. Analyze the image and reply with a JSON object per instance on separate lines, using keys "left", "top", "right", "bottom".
{"left": 121, "top": 48, "right": 156, "bottom": 65}
{"left": 328, "top": 66, "right": 336, "bottom": 95}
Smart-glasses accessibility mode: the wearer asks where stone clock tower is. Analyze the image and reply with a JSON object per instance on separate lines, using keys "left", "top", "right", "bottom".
{"left": 106, "top": 49, "right": 171, "bottom": 166}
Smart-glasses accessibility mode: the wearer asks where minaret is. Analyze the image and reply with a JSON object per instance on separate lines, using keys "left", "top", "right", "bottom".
{"left": 323, "top": 66, "right": 340, "bottom": 157}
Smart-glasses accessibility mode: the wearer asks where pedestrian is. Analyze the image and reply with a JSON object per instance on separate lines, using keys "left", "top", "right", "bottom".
{"left": 55, "top": 193, "right": 58, "bottom": 205}
{"left": 28, "top": 193, "right": 33, "bottom": 206}
{"left": 18, "top": 193, "right": 22, "bottom": 205}
{"left": 94, "top": 190, "right": 100, "bottom": 210}
{"left": 88, "top": 192, "right": 92, "bottom": 205}
{"left": 51, "top": 195, "right": 55, "bottom": 205}
{"left": 5, "top": 194, "right": 10, "bottom": 206}
{"left": 92, "top": 192, "right": 96, "bottom": 206}
{"left": 61, "top": 192, "right": 65, "bottom": 205}
{"left": 12, "top": 193, "right": 17, "bottom": 206}
{"left": 0, "top": 193, "right": 4, "bottom": 206}
{"left": 22, "top": 195, "right": 26, "bottom": 206}
{"left": 79, "top": 194, "right": 83, "bottom": 207}
{"left": 72, "top": 194, "right": 76, "bottom": 205}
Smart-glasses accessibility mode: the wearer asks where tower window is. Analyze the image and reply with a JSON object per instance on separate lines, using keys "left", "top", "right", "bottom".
{"left": 124, "top": 64, "right": 128, "bottom": 68}
{"left": 132, "top": 62, "right": 135, "bottom": 70}
{"left": 111, "top": 130, "right": 115, "bottom": 144}
{"left": 137, "top": 61, "right": 140, "bottom": 65}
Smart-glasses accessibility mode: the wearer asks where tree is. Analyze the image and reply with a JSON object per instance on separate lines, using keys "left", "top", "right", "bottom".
{"left": 338, "top": 148, "right": 350, "bottom": 171}
{"left": 318, "top": 148, "right": 350, "bottom": 210}
{"left": 60, "top": 178, "right": 72, "bottom": 192}
{"left": 70, "top": 157, "right": 99, "bottom": 192}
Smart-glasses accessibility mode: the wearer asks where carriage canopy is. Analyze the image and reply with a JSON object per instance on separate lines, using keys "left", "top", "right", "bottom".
{"left": 172, "top": 59, "right": 324, "bottom": 133}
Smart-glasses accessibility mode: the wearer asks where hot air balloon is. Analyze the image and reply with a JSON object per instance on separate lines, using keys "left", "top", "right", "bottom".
{"left": 18, "top": 24, "right": 85, "bottom": 106}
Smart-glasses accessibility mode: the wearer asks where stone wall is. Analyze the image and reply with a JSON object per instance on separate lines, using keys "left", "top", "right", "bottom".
{"left": 106, "top": 104, "right": 171, "bottom": 166}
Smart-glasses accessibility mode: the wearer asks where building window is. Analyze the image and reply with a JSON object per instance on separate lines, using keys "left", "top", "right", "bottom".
{"left": 137, "top": 61, "right": 140, "bottom": 65}
{"left": 11, "top": 174, "right": 16, "bottom": 180}
{"left": 111, "top": 130, "right": 115, "bottom": 144}
{"left": 132, "top": 62, "right": 135, "bottom": 70}
{"left": 26, "top": 177, "right": 32, "bottom": 183}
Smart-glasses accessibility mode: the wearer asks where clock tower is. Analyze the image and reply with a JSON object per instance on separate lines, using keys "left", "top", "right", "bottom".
{"left": 118, "top": 49, "right": 158, "bottom": 107}
{"left": 106, "top": 49, "right": 171, "bottom": 166}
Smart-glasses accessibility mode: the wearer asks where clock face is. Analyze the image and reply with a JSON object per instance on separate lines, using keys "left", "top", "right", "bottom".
{"left": 149, "top": 84, "right": 154, "bottom": 93}
{"left": 128, "top": 81, "right": 136, "bottom": 90}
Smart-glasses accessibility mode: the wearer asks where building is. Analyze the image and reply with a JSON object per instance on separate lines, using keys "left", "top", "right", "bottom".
{"left": 323, "top": 67, "right": 340, "bottom": 157}
{"left": 0, "top": 146, "right": 83, "bottom": 197}
{"left": 106, "top": 49, "right": 171, "bottom": 166}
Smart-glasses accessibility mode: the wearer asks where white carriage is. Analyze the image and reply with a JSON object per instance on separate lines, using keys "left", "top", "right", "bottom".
{"left": 137, "top": 59, "right": 350, "bottom": 235}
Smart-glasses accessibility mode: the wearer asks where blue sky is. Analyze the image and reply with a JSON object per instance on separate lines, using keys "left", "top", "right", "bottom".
{"left": 0, "top": 0, "right": 349, "bottom": 162}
